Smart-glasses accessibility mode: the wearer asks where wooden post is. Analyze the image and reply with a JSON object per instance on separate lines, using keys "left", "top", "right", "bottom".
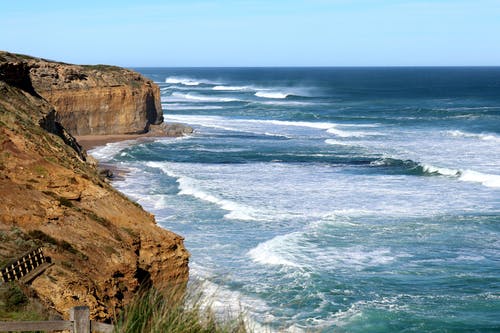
{"left": 70, "top": 306, "right": 91, "bottom": 333}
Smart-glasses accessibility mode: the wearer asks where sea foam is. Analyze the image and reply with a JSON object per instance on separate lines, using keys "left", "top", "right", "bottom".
{"left": 255, "top": 91, "right": 290, "bottom": 99}
{"left": 446, "top": 130, "right": 500, "bottom": 143}
{"left": 165, "top": 76, "right": 218, "bottom": 86}
{"left": 146, "top": 162, "right": 260, "bottom": 220}
{"left": 171, "top": 92, "right": 241, "bottom": 102}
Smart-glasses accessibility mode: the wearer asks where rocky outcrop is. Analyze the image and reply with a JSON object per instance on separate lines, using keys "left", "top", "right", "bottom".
{"left": 0, "top": 55, "right": 189, "bottom": 320}
{"left": 0, "top": 51, "right": 163, "bottom": 136}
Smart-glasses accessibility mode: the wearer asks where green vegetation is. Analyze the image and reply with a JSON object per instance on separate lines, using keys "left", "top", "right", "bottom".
{"left": 82, "top": 64, "right": 122, "bottom": 72}
{"left": 0, "top": 282, "right": 48, "bottom": 322}
{"left": 113, "top": 285, "right": 247, "bottom": 333}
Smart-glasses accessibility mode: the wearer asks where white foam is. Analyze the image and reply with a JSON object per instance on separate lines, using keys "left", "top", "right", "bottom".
{"left": 165, "top": 76, "right": 220, "bottom": 86}
{"left": 249, "top": 229, "right": 400, "bottom": 271}
{"left": 255, "top": 91, "right": 290, "bottom": 99}
{"left": 164, "top": 114, "right": 377, "bottom": 140}
{"left": 422, "top": 164, "right": 500, "bottom": 188}
{"left": 146, "top": 162, "right": 260, "bottom": 220}
{"left": 213, "top": 85, "right": 251, "bottom": 91}
{"left": 170, "top": 92, "right": 240, "bottom": 103}
{"left": 421, "top": 164, "right": 460, "bottom": 177}
{"left": 248, "top": 234, "right": 302, "bottom": 268}
{"left": 88, "top": 140, "right": 136, "bottom": 162}
{"left": 254, "top": 100, "right": 316, "bottom": 106}
{"left": 324, "top": 139, "right": 353, "bottom": 146}
{"left": 162, "top": 103, "right": 223, "bottom": 110}
{"left": 447, "top": 130, "right": 500, "bottom": 143}
{"left": 165, "top": 76, "right": 202, "bottom": 86}
{"left": 326, "top": 127, "right": 365, "bottom": 138}
{"left": 459, "top": 170, "right": 500, "bottom": 188}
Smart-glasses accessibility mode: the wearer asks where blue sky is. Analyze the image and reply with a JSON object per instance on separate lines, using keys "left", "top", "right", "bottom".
{"left": 1, "top": 0, "right": 499, "bottom": 66}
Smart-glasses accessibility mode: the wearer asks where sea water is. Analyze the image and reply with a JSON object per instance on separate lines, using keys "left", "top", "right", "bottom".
{"left": 91, "top": 68, "right": 500, "bottom": 332}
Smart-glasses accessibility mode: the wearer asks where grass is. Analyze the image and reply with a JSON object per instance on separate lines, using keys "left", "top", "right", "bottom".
{"left": 113, "top": 284, "right": 248, "bottom": 333}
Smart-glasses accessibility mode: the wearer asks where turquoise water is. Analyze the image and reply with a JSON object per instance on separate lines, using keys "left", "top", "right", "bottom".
{"left": 91, "top": 68, "right": 500, "bottom": 332}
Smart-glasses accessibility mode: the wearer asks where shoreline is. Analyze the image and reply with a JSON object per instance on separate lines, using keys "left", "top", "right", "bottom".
{"left": 76, "top": 133, "right": 151, "bottom": 150}
{"left": 76, "top": 123, "right": 194, "bottom": 150}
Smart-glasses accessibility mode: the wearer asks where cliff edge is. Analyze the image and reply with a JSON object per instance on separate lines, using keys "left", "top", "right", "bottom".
{"left": 1, "top": 51, "right": 168, "bottom": 136}
{"left": 0, "top": 53, "right": 189, "bottom": 321}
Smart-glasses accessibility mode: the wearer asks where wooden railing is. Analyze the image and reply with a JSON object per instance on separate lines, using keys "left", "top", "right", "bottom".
{"left": 0, "top": 306, "right": 114, "bottom": 333}
{"left": 0, "top": 247, "right": 48, "bottom": 283}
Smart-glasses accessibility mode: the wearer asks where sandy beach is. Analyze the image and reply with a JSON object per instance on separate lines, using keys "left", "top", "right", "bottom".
{"left": 75, "top": 133, "right": 151, "bottom": 150}
{"left": 75, "top": 123, "right": 194, "bottom": 150}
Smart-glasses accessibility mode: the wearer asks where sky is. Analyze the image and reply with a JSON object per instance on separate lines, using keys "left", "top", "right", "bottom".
{"left": 1, "top": 0, "right": 499, "bottom": 67}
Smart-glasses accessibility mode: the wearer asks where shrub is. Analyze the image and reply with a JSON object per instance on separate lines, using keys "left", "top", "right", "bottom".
{"left": 2, "top": 283, "right": 28, "bottom": 311}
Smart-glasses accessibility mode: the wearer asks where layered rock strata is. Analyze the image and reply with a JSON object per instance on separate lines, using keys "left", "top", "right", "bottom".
{"left": 0, "top": 53, "right": 189, "bottom": 320}
{"left": 1, "top": 51, "right": 164, "bottom": 136}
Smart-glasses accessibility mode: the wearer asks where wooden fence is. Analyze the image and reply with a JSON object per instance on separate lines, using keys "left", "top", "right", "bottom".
{"left": 0, "top": 247, "right": 48, "bottom": 283}
{"left": 0, "top": 306, "right": 114, "bottom": 333}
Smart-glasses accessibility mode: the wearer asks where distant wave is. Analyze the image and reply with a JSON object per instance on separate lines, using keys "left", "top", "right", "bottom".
{"left": 213, "top": 85, "right": 251, "bottom": 91}
{"left": 164, "top": 115, "right": 292, "bottom": 138}
{"left": 165, "top": 76, "right": 219, "bottom": 86}
{"left": 372, "top": 158, "right": 500, "bottom": 188}
{"left": 255, "top": 91, "right": 291, "bottom": 99}
{"left": 146, "top": 162, "right": 260, "bottom": 220}
{"left": 171, "top": 92, "right": 241, "bottom": 103}
{"left": 446, "top": 130, "right": 500, "bottom": 143}
{"left": 161, "top": 103, "right": 223, "bottom": 110}
{"left": 164, "top": 115, "right": 380, "bottom": 140}
{"left": 253, "top": 100, "right": 317, "bottom": 106}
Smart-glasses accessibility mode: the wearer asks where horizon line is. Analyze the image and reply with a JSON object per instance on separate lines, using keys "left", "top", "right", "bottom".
{"left": 128, "top": 65, "right": 500, "bottom": 69}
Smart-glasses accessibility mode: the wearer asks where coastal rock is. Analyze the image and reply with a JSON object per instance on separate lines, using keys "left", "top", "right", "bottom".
{"left": 1, "top": 51, "right": 164, "bottom": 136}
{"left": 0, "top": 52, "right": 189, "bottom": 320}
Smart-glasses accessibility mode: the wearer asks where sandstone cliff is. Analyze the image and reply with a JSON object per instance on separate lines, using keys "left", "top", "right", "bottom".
{"left": 0, "top": 54, "right": 189, "bottom": 320}
{"left": 0, "top": 52, "right": 163, "bottom": 136}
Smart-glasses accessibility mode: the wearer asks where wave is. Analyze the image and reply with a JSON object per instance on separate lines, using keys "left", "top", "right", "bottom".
{"left": 254, "top": 100, "right": 316, "bottom": 106}
{"left": 161, "top": 103, "right": 223, "bottom": 110}
{"left": 255, "top": 91, "right": 290, "bottom": 99}
{"left": 248, "top": 234, "right": 303, "bottom": 268}
{"left": 146, "top": 162, "right": 260, "bottom": 220}
{"left": 327, "top": 127, "right": 368, "bottom": 138}
{"left": 248, "top": 231, "right": 399, "bottom": 271}
{"left": 446, "top": 130, "right": 500, "bottom": 143}
{"left": 170, "top": 92, "right": 241, "bottom": 103}
{"left": 324, "top": 139, "right": 355, "bottom": 146}
{"left": 164, "top": 115, "right": 380, "bottom": 140}
{"left": 372, "top": 158, "right": 500, "bottom": 188}
{"left": 459, "top": 170, "right": 500, "bottom": 188}
{"left": 213, "top": 85, "right": 251, "bottom": 91}
{"left": 88, "top": 140, "right": 136, "bottom": 162}
{"left": 165, "top": 76, "right": 219, "bottom": 86}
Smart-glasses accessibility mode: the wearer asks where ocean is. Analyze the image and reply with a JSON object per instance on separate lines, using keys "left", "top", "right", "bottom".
{"left": 90, "top": 68, "right": 500, "bottom": 332}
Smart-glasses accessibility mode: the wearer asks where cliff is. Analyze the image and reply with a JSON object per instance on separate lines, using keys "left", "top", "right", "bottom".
{"left": 0, "top": 54, "right": 189, "bottom": 320}
{"left": 0, "top": 52, "right": 164, "bottom": 136}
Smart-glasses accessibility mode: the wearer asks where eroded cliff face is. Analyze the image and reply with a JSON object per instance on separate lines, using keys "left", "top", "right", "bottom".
{"left": 0, "top": 56, "right": 189, "bottom": 320}
{"left": 0, "top": 51, "right": 163, "bottom": 136}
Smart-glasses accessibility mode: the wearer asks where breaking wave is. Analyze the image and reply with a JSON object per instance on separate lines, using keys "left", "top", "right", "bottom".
{"left": 447, "top": 130, "right": 500, "bottom": 143}
{"left": 165, "top": 76, "right": 219, "bottom": 86}
{"left": 171, "top": 92, "right": 241, "bottom": 103}
{"left": 146, "top": 162, "right": 261, "bottom": 220}
{"left": 255, "top": 91, "right": 291, "bottom": 99}
{"left": 213, "top": 85, "right": 252, "bottom": 91}
{"left": 372, "top": 158, "right": 500, "bottom": 188}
